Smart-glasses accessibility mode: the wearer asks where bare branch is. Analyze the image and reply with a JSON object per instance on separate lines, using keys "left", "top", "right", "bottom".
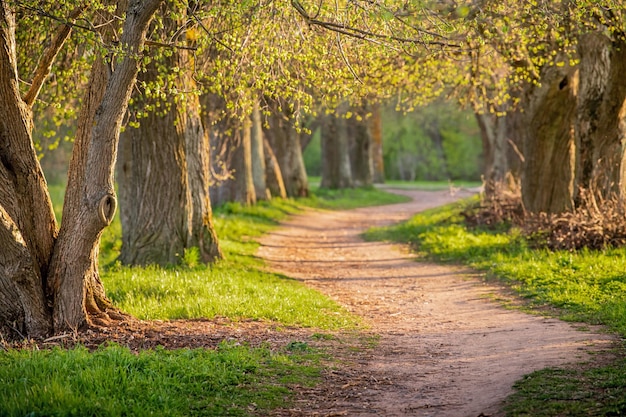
{"left": 290, "top": 0, "right": 462, "bottom": 49}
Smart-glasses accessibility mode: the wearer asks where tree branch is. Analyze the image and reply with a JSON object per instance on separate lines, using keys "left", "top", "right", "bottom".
{"left": 23, "top": 5, "right": 86, "bottom": 107}
{"left": 290, "top": 0, "right": 461, "bottom": 49}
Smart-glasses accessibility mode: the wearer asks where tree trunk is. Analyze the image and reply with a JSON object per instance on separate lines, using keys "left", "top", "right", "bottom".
{"left": 520, "top": 64, "right": 578, "bottom": 214}
{"left": 263, "top": 137, "right": 288, "bottom": 199}
{"left": 118, "top": 17, "right": 221, "bottom": 266}
{"left": 209, "top": 117, "right": 256, "bottom": 207}
{"left": 251, "top": 101, "right": 270, "bottom": 200}
{"left": 575, "top": 32, "right": 611, "bottom": 199}
{"left": 263, "top": 101, "right": 309, "bottom": 197}
{"left": 348, "top": 104, "right": 374, "bottom": 187}
{"left": 475, "top": 109, "right": 509, "bottom": 197}
{"left": 580, "top": 37, "right": 626, "bottom": 200}
{"left": 48, "top": 0, "right": 162, "bottom": 332}
{"left": 0, "top": 1, "right": 61, "bottom": 337}
{"left": 321, "top": 105, "right": 353, "bottom": 189}
{"left": 370, "top": 103, "right": 385, "bottom": 184}
{"left": 1, "top": 0, "right": 161, "bottom": 337}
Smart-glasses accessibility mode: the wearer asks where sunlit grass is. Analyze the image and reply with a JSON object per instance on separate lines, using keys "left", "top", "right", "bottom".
{"left": 365, "top": 198, "right": 626, "bottom": 415}
{"left": 0, "top": 342, "right": 322, "bottom": 417}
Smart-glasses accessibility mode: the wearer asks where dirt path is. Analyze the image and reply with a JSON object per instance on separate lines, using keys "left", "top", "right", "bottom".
{"left": 258, "top": 188, "right": 616, "bottom": 417}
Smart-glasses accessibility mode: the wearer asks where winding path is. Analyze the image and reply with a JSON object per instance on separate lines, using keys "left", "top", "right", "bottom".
{"left": 258, "top": 189, "right": 616, "bottom": 417}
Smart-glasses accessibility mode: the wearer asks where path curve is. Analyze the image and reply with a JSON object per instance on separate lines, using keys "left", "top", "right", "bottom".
{"left": 258, "top": 189, "right": 616, "bottom": 417}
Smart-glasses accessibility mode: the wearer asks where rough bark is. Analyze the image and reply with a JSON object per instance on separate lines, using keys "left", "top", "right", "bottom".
{"left": 348, "top": 105, "right": 374, "bottom": 187}
{"left": 583, "top": 38, "right": 626, "bottom": 200}
{"left": 321, "top": 106, "right": 353, "bottom": 189}
{"left": 0, "top": 1, "right": 158, "bottom": 337}
{"left": 520, "top": 64, "right": 578, "bottom": 214}
{"left": 575, "top": 32, "right": 611, "bottom": 197}
{"left": 263, "top": 102, "right": 309, "bottom": 197}
{"left": 251, "top": 101, "right": 270, "bottom": 200}
{"left": 48, "top": 0, "right": 163, "bottom": 332}
{"left": 370, "top": 103, "right": 385, "bottom": 184}
{"left": 117, "top": 63, "right": 222, "bottom": 265}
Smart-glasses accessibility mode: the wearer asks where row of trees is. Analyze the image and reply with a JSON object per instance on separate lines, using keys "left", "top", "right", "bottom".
{"left": 3, "top": 0, "right": 625, "bottom": 337}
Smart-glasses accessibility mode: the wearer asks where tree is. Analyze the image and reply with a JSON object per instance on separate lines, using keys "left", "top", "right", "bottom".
{"left": 117, "top": 29, "right": 222, "bottom": 265}
{"left": 263, "top": 100, "right": 309, "bottom": 197}
{"left": 0, "top": 0, "right": 162, "bottom": 337}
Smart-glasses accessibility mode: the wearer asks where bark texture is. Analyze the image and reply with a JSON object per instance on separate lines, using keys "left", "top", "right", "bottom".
{"left": 117, "top": 77, "right": 222, "bottom": 265}
{"left": 575, "top": 32, "right": 611, "bottom": 196}
{"left": 520, "top": 65, "right": 578, "bottom": 214}
{"left": 1, "top": 0, "right": 161, "bottom": 336}
{"left": 583, "top": 38, "right": 626, "bottom": 200}
{"left": 48, "top": 0, "right": 163, "bottom": 332}
{"left": 208, "top": 117, "right": 256, "bottom": 207}
{"left": 263, "top": 102, "right": 309, "bottom": 197}
{"left": 0, "top": 2, "right": 59, "bottom": 336}
{"left": 321, "top": 106, "right": 354, "bottom": 189}
{"left": 348, "top": 105, "right": 374, "bottom": 187}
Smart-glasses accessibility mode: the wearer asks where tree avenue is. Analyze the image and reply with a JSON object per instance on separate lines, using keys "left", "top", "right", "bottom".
{"left": 4, "top": 0, "right": 626, "bottom": 338}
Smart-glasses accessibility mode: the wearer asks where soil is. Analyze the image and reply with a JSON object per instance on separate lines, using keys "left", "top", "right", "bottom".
{"left": 12, "top": 188, "right": 618, "bottom": 417}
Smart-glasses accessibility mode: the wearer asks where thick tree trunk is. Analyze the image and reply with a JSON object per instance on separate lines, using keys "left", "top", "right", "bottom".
{"left": 520, "top": 65, "right": 578, "bottom": 214}
{"left": 0, "top": 2, "right": 58, "bottom": 337}
{"left": 321, "top": 106, "right": 353, "bottom": 189}
{"left": 118, "top": 20, "right": 221, "bottom": 266}
{"left": 583, "top": 38, "right": 626, "bottom": 200}
{"left": 263, "top": 102, "right": 309, "bottom": 197}
{"left": 48, "top": 0, "right": 162, "bottom": 331}
{"left": 575, "top": 32, "right": 611, "bottom": 198}
{"left": 118, "top": 87, "right": 222, "bottom": 265}
{"left": 370, "top": 104, "right": 385, "bottom": 184}
{"left": 348, "top": 105, "right": 374, "bottom": 187}
{"left": 251, "top": 101, "right": 270, "bottom": 200}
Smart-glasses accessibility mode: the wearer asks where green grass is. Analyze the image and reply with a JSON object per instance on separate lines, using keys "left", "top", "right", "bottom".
{"left": 364, "top": 197, "right": 626, "bottom": 416}
{"left": 0, "top": 342, "right": 322, "bottom": 417}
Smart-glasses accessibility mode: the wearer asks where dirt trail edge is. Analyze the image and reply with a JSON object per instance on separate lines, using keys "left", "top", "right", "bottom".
{"left": 258, "top": 188, "right": 617, "bottom": 417}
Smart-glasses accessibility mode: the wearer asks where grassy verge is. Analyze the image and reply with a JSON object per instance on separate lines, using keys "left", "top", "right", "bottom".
{"left": 364, "top": 197, "right": 626, "bottom": 416}
{"left": 0, "top": 342, "right": 322, "bottom": 417}
{"left": 4, "top": 184, "right": 405, "bottom": 417}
